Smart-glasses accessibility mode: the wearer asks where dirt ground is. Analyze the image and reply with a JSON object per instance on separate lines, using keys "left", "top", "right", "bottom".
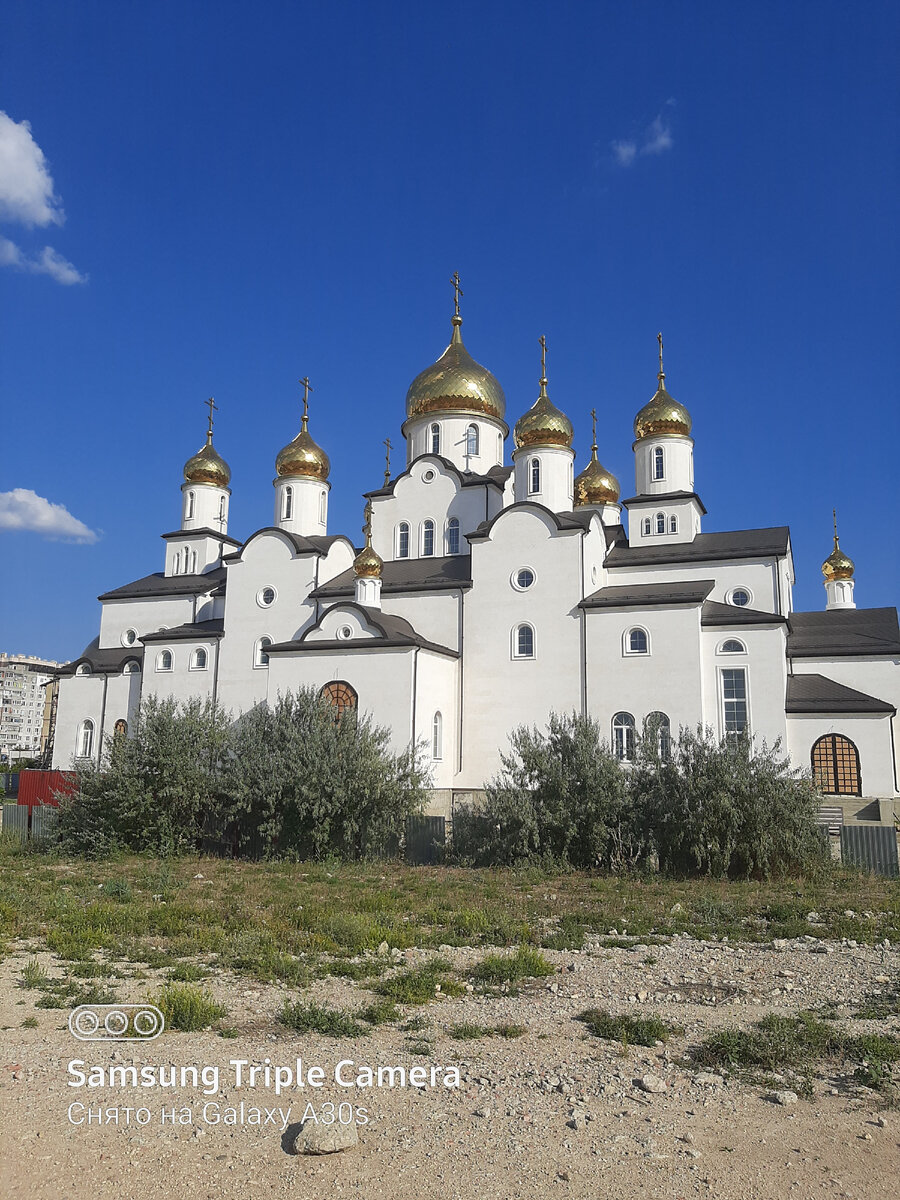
{"left": 1, "top": 934, "right": 897, "bottom": 1200}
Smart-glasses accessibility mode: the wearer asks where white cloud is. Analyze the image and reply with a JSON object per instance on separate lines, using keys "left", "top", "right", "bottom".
{"left": 0, "top": 234, "right": 86, "bottom": 284}
{"left": 0, "top": 112, "right": 64, "bottom": 227}
{"left": 0, "top": 489, "right": 99, "bottom": 543}
{"left": 611, "top": 110, "right": 674, "bottom": 167}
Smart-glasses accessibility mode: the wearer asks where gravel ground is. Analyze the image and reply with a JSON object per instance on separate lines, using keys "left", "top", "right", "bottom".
{"left": 1, "top": 933, "right": 897, "bottom": 1200}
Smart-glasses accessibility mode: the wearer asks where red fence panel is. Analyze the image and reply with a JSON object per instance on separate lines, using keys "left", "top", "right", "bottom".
{"left": 17, "top": 770, "right": 76, "bottom": 808}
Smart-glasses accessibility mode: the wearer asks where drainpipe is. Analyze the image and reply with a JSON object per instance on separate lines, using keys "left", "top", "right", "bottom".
{"left": 410, "top": 646, "right": 419, "bottom": 749}
{"left": 579, "top": 531, "right": 587, "bottom": 718}
{"left": 98, "top": 674, "right": 109, "bottom": 760}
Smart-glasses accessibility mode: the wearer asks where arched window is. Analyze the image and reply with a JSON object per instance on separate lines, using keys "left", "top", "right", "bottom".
{"left": 719, "top": 638, "right": 746, "bottom": 654}
{"left": 669, "top": 515, "right": 678, "bottom": 533}
{"left": 422, "top": 519, "right": 435, "bottom": 557}
{"left": 186, "top": 491, "right": 195, "bottom": 519}
{"left": 446, "top": 517, "right": 460, "bottom": 555}
{"left": 255, "top": 637, "right": 272, "bottom": 668}
{"left": 514, "top": 623, "right": 535, "bottom": 658}
{"left": 397, "top": 522, "right": 410, "bottom": 558}
{"left": 319, "top": 680, "right": 358, "bottom": 719}
{"left": 642, "top": 517, "right": 652, "bottom": 536}
{"left": 430, "top": 423, "right": 441, "bottom": 455}
{"left": 282, "top": 485, "right": 293, "bottom": 521}
{"left": 466, "top": 424, "right": 479, "bottom": 457}
{"left": 529, "top": 458, "right": 541, "bottom": 494}
{"left": 626, "top": 628, "right": 649, "bottom": 655}
{"left": 319, "top": 491, "right": 326, "bottom": 524}
{"left": 77, "top": 719, "right": 94, "bottom": 760}
{"left": 653, "top": 446, "right": 665, "bottom": 480}
{"left": 75, "top": 663, "right": 91, "bottom": 677}
{"left": 612, "top": 712, "right": 635, "bottom": 761}
{"left": 644, "top": 711, "right": 671, "bottom": 759}
{"left": 123, "top": 661, "right": 140, "bottom": 675}
{"left": 812, "top": 734, "right": 861, "bottom": 796}
{"left": 655, "top": 512, "right": 666, "bottom": 534}
{"left": 218, "top": 495, "right": 226, "bottom": 522}
{"left": 191, "top": 648, "right": 208, "bottom": 670}
{"left": 432, "top": 711, "right": 443, "bottom": 760}
{"left": 189, "top": 550, "right": 197, "bottom": 573}
{"left": 157, "top": 650, "right": 173, "bottom": 672}
{"left": 113, "top": 719, "right": 128, "bottom": 738}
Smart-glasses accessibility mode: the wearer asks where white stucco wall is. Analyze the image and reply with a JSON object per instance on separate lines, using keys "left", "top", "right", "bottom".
{"left": 786, "top": 713, "right": 897, "bottom": 797}
{"left": 405, "top": 415, "right": 506, "bottom": 473}
{"left": 99, "top": 595, "right": 202, "bottom": 650}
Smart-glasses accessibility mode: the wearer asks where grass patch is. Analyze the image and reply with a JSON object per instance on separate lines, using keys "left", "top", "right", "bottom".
{"left": 278, "top": 1000, "right": 368, "bottom": 1038}
{"left": 374, "top": 958, "right": 464, "bottom": 1005}
{"left": 21, "top": 1016, "right": 38, "bottom": 1028}
{"left": 496, "top": 1022, "right": 527, "bottom": 1038}
{"left": 35, "top": 978, "right": 119, "bottom": 1009}
{"left": 153, "top": 983, "right": 226, "bottom": 1032}
{"left": 540, "top": 915, "right": 587, "bottom": 951}
{"left": 358, "top": 998, "right": 400, "bottom": 1026}
{"left": 471, "top": 946, "right": 553, "bottom": 988}
{"left": 405, "top": 1038, "right": 433, "bottom": 1056}
{"left": 578, "top": 1008, "right": 682, "bottom": 1046}
{"left": 853, "top": 977, "right": 900, "bottom": 1021}
{"left": 166, "top": 962, "right": 209, "bottom": 983}
{"left": 448, "top": 1021, "right": 527, "bottom": 1040}
{"left": 101, "top": 878, "right": 133, "bottom": 903}
{"left": 21, "top": 959, "right": 50, "bottom": 989}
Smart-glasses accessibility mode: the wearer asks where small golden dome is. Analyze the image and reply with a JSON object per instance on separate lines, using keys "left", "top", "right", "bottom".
{"left": 633, "top": 333, "right": 692, "bottom": 442}
{"left": 513, "top": 380, "right": 574, "bottom": 449}
{"left": 406, "top": 317, "right": 506, "bottom": 421}
{"left": 184, "top": 433, "right": 231, "bottom": 487}
{"left": 275, "top": 420, "right": 330, "bottom": 480}
{"left": 822, "top": 513, "right": 854, "bottom": 580}
{"left": 574, "top": 445, "right": 620, "bottom": 507}
{"left": 354, "top": 502, "right": 383, "bottom": 578}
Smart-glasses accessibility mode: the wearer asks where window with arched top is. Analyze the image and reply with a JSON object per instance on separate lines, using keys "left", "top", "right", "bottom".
{"left": 157, "top": 650, "right": 173, "bottom": 672}
{"left": 625, "top": 628, "right": 649, "bottom": 655}
{"left": 218, "top": 496, "right": 226, "bottom": 521}
{"left": 466, "top": 424, "right": 479, "bottom": 457}
{"left": 254, "top": 637, "right": 272, "bottom": 668}
{"left": 186, "top": 491, "right": 195, "bottom": 519}
{"left": 282, "top": 485, "right": 293, "bottom": 521}
{"left": 529, "top": 458, "right": 541, "bottom": 494}
{"left": 422, "top": 519, "right": 435, "bottom": 557}
{"left": 191, "top": 648, "right": 208, "bottom": 671}
{"left": 432, "top": 711, "right": 443, "bottom": 760}
{"left": 514, "top": 623, "right": 535, "bottom": 658}
{"left": 644, "top": 711, "right": 671, "bottom": 759}
{"left": 319, "top": 491, "right": 326, "bottom": 524}
{"left": 77, "top": 719, "right": 94, "bottom": 760}
{"left": 812, "top": 734, "right": 861, "bottom": 796}
{"left": 76, "top": 663, "right": 91, "bottom": 677}
{"left": 653, "top": 446, "right": 665, "bottom": 480}
{"left": 123, "top": 661, "right": 140, "bottom": 675}
{"left": 430, "top": 423, "right": 441, "bottom": 455}
{"left": 612, "top": 712, "right": 635, "bottom": 761}
{"left": 669, "top": 515, "right": 678, "bottom": 533}
{"left": 655, "top": 512, "right": 666, "bottom": 534}
{"left": 397, "top": 522, "right": 410, "bottom": 559}
{"left": 319, "top": 680, "right": 358, "bottom": 719}
{"left": 719, "top": 639, "right": 746, "bottom": 654}
{"left": 642, "top": 517, "right": 652, "bottom": 536}
{"left": 446, "top": 517, "right": 460, "bottom": 555}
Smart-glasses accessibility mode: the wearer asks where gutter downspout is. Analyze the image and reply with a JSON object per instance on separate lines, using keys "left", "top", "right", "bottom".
{"left": 410, "top": 646, "right": 419, "bottom": 750}
{"left": 579, "top": 531, "right": 587, "bottom": 718}
{"left": 98, "top": 674, "right": 109, "bottom": 760}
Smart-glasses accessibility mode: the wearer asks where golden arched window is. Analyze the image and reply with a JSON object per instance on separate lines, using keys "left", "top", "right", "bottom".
{"left": 812, "top": 734, "right": 861, "bottom": 796}
{"left": 319, "top": 681, "right": 358, "bottom": 719}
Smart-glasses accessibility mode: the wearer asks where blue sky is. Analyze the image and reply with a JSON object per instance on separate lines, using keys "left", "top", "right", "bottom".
{"left": 1, "top": 1, "right": 898, "bottom": 662}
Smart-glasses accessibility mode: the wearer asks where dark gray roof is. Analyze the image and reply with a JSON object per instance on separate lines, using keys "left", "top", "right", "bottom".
{"left": 787, "top": 608, "right": 900, "bottom": 658}
{"left": 365, "top": 458, "right": 513, "bottom": 499}
{"left": 581, "top": 580, "right": 715, "bottom": 610}
{"left": 140, "top": 619, "right": 225, "bottom": 643}
{"left": 161, "top": 528, "right": 242, "bottom": 547}
{"left": 604, "top": 527, "right": 791, "bottom": 567}
{"left": 222, "top": 529, "right": 350, "bottom": 562}
{"left": 98, "top": 567, "right": 227, "bottom": 601}
{"left": 701, "top": 600, "right": 788, "bottom": 626}
{"left": 59, "top": 642, "right": 143, "bottom": 677}
{"left": 786, "top": 673, "right": 895, "bottom": 714}
{"left": 621, "top": 491, "right": 708, "bottom": 515}
{"left": 267, "top": 604, "right": 458, "bottom": 658}
{"left": 311, "top": 554, "right": 472, "bottom": 598}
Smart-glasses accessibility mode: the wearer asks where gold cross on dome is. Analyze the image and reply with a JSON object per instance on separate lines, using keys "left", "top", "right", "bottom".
{"left": 833, "top": 507, "right": 839, "bottom": 548}
{"left": 591, "top": 407, "right": 597, "bottom": 447}
{"left": 299, "top": 376, "right": 313, "bottom": 426}
{"left": 450, "top": 271, "right": 463, "bottom": 317}
{"left": 363, "top": 501, "right": 374, "bottom": 543}
{"left": 657, "top": 332, "right": 665, "bottom": 380}
{"left": 205, "top": 396, "right": 218, "bottom": 437}
{"left": 539, "top": 335, "right": 547, "bottom": 383}
{"left": 383, "top": 437, "right": 393, "bottom": 485}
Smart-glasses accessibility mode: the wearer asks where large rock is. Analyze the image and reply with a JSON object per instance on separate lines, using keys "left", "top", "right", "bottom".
{"left": 637, "top": 1073, "right": 667, "bottom": 1094}
{"left": 293, "top": 1119, "right": 359, "bottom": 1155}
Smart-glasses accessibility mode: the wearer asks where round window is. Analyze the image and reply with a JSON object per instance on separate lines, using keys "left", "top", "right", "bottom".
{"left": 258, "top": 586, "right": 277, "bottom": 608}
{"left": 730, "top": 588, "right": 751, "bottom": 608}
{"left": 121, "top": 628, "right": 137, "bottom": 647}
{"left": 337, "top": 626, "right": 354, "bottom": 640}
{"left": 512, "top": 567, "right": 535, "bottom": 591}
{"left": 422, "top": 469, "right": 436, "bottom": 483}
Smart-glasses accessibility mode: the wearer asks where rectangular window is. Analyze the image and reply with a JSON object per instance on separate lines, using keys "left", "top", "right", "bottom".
{"left": 721, "top": 668, "right": 748, "bottom": 736}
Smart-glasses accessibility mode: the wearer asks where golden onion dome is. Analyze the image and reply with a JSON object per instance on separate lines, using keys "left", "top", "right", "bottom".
{"left": 184, "top": 433, "right": 231, "bottom": 487}
{"left": 275, "top": 417, "right": 330, "bottom": 480}
{"left": 354, "top": 503, "right": 383, "bottom": 578}
{"left": 822, "top": 513, "right": 854, "bottom": 580}
{"left": 633, "top": 334, "right": 692, "bottom": 442}
{"left": 513, "top": 378, "right": 574, "bottom": 450}
{"left": 574, "top": 444, "right": 620, "bottom": 507}
{"left": 406, "top": 316, "right": 506, "bottom": 422}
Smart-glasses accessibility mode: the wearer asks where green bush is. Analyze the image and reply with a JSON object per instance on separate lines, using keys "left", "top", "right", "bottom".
{"left": 471, "top": 946, "right": 553, "bottom": 986}
{"left": 154, "top": 983, "right": 226, "bottom": 1031}
{"left": 278, "top": 1000, "right": 368, "bottom": 1037}
{"left": 578, "top": 1008, "right": 682, "bottom": 1046}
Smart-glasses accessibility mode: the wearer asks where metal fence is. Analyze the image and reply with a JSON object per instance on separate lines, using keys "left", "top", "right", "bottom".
{"left": 840, "top": 824, "right": 899, "bottom": 878}
{"left": 1, "top": 804, "right": 28, "bottom": 838}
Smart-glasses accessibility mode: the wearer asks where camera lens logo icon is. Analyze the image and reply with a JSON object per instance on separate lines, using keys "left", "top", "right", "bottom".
{"left": 69, "top": 1004, "right": 165, "bottom": 1041}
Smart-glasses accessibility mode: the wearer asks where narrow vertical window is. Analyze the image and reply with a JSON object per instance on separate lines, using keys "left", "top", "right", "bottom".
{"left": 515, "top": 624, "right": 534, "bottom": 658}
{"left": 722, "top": 668, "right": 748, "bottom": 737}
{"left": 218, "top": 495, "right": 226, "bottom": 522}
{"left": 319, "top": 491, "right": 326, "bottom": 524}
{"left": 644, "top": 711, "right": 670, "bottom": 758}
{"left": 430, "top": 423, "right": 441, "bottom": 454}
{"left": 186, "top": 491, "right": 195, "bottom": 519}
{"left": 529, "top": 458, "right": 541, "bottom": 494}
{"left": 655, "top": 512, "right": 666, "bottom": 534}
{"left": 255, "top": 637, "right": 272, "bottom": 668}
{"left": 432, "top": 711, "right": 443, "bottom": 760}
{"left": 642, "top": 517, "right": 651, "bottom": 535}
{"left": 653, "top": 446, "right": 665, "bottom": 480}
{"left": 446, "top": 517, "right": 460, "bottom": 555}
{"left": 669, "top": 515, "right": 678, "bottom": 533}
{"left": 77, "top": 719, "right": 94, "bottom": 759}
{"left": 422, "top": 519, "right": 435, "bottom": 557}
{"left": 283, "top": 486, "right": 293, "bottom": 521}
{"left": 466, "top": 423, "right": 479, "bottom": 457}
{"left": 398, "top": 522, "right": 410, "bottom": 558}
{"left": 612, "top": 712, "right": 635, "bottom": 761}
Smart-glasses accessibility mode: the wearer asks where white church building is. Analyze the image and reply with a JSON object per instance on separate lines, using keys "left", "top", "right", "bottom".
{"left": 53, "top": 294, "right": 900, "bottom": 819}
